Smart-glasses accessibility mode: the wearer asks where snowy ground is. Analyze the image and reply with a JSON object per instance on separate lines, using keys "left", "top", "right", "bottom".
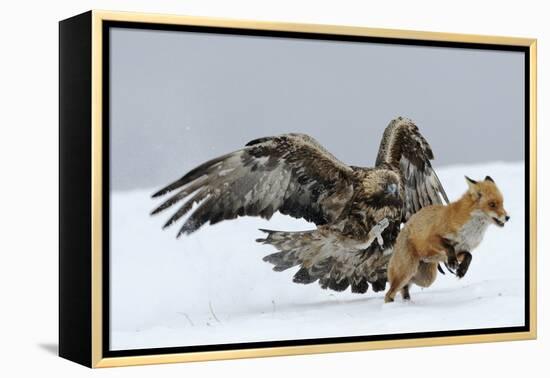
{"left": 109, "top": 162, "right": 525, "bottom": 351}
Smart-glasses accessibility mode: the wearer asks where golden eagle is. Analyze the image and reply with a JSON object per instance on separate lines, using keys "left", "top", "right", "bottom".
{"left": 151, "top": 117, "right": 448, "bottom": 294}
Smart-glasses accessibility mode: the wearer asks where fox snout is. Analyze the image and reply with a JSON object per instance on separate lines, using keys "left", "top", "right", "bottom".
{"left": 492, "top": 213, "right": 510, "bottom": 227}
{"left": 488, "top": 205, "right": 509, "bottom": 227}
{"left": 490, "top": 205, "right": 509, "bottom": 227}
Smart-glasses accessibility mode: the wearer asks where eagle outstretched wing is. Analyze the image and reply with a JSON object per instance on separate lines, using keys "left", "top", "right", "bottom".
{"left": 152, "top": 117, "right": 448, "bottom": 294}
{"left": 375, "top": 117, "right": 449, "bottom": 221}
{"left": 151, "top": 133, "right": 355, "bottom": 236}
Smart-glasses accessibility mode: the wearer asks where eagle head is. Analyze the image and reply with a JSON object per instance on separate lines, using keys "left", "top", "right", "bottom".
{"left": 360, "top": 170, "right": 402, "bottom": 210}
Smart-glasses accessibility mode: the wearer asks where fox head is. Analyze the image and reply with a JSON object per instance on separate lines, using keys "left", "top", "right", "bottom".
{"left": 465, "top": 176, "right": 509, "bottom": 227}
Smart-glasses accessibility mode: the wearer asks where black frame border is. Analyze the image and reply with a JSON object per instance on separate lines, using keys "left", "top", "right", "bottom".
{"left": 101, "top": 20, "right": 531, "bottom": 359}
{"left": 59, "top": 11, "right": 93, "bottom": 367}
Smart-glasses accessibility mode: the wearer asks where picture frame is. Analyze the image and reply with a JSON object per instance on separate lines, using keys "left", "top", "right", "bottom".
{"left": 59, "top": 10, "right": 537, "bottom": 368}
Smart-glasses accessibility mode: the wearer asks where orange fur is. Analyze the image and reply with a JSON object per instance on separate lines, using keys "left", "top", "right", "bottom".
{"left": 385, "top": 176, "right": 508, "bottom": 303}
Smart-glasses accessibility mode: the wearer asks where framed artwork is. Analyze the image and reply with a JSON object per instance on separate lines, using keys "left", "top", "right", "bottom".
{"left": 59, "top": 10, "right": 537, "bottom": 368}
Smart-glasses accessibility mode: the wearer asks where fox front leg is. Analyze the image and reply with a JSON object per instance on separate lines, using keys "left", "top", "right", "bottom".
{"left": 441, "top": 237, "right": 459, "bottom": 272}
{"left": 456, "top": 251, "right": 473, "bottom": 278}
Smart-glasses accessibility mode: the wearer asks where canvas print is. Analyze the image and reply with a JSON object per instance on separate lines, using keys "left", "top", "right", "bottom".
{"left": 108, "top": 26, "right": 525, "bottom": 351}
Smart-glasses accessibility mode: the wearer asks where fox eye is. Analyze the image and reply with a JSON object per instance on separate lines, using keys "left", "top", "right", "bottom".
{"left": 489, "top": 201, "right": 496, "bottom": 208}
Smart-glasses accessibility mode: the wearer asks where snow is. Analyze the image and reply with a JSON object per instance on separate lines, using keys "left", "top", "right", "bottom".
{"left": 109, "top": 161, "right": 525, "bottom": 350}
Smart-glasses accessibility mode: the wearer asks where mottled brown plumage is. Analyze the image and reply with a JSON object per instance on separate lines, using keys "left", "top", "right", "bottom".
{"left": 151, "top": 117, "right": 448, "bottom": 294}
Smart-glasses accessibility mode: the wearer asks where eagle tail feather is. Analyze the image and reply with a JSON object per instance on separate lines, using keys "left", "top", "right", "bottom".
{"left": 258, "top": 228, "right": 384, "bottom": 294}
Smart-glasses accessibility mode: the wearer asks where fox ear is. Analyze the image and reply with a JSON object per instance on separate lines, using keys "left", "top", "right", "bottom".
{"left": 465, "top": 176, "right": 478, "bottom": 185}
{"left": 485, "top": 175, "right": 494, "bottom": 183}
{"left": 464, "top": 176, "right": 477, "bottom": 187}
{"left": 465, "top": 176, "right": 481, "bottom": 199}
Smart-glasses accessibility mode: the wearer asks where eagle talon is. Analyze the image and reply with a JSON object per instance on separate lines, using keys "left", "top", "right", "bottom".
{"left": 372, "top": 218, "right": 389, "bottom": 247}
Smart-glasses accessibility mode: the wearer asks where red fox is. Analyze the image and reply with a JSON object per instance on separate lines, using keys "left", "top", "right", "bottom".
{"left": 384, "top": 176, "right": 509, "bottom": 303}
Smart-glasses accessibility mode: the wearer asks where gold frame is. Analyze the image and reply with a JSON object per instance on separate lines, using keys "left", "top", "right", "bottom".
{"left": 89, "top": 9, "right": 537, "bottom": 368}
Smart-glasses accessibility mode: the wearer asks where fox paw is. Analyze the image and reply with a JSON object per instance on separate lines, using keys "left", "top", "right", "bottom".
{"left": 442, "top": 262, "right": 457, "bottom": 276}
{"left": 447, "top": 256, "right": 459, "bottom": 271}
{"left": 456, "top": 266, "right": 468, "bottom": 279}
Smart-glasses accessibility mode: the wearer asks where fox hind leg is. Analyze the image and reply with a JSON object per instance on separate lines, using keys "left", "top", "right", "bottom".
{"left": 401, "top": 284, "right": 411, "bottom": 301}
{"left": 385, "top": 264, "right": 417, "bottom": 303}
{"left": 384, "top": 282, "right": 401, "bottom": 303}
{"left": 385, "top": 230, "right": 417, "bottom": 303}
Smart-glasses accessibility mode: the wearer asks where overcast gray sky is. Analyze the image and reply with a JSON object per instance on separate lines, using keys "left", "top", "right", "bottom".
{"left": 109, "top": 27, "right": 525, "bottom": 191}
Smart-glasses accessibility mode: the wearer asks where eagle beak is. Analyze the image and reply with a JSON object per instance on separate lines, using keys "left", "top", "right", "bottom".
{"left": 385, "top": 183, "right": 398, "bottom": 197}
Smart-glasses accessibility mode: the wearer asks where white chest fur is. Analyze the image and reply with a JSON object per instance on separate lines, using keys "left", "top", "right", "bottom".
{"left": 450, "top": 210, "right": 490, "bottom": 252}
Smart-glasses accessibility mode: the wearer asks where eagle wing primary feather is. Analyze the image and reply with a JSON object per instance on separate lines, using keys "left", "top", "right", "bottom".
{"left": 151, "top": 134, "right": 355, "bottom": 236}
{"left": 375, "top": 117, "right": 449, "bottom": 221}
